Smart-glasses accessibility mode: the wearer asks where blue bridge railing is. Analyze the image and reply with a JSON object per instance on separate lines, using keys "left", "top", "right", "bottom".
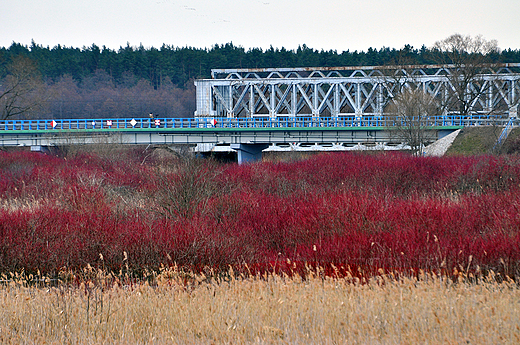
{"left": 0, "top": 115, "right": 507, "bottom": 132}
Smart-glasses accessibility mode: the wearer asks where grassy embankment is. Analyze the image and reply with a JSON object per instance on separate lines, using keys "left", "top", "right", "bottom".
{"left": 446, "top": 125, "right": 520, "bottom": 155}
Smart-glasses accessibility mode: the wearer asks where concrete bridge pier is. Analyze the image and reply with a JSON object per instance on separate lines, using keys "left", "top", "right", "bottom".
{"left": 230, "top": 143, "right": 269, "bottom": 164}
{"left": 30, "top": 145, "right": 52, "bottom": 154}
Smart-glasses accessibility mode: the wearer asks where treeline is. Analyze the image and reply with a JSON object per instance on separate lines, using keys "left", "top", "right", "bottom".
{"left": 3, "top": 41, "right": 520, "bottom": 89}
{"left": 1, "top": 41, "right": 520, "bottom": 119}
{"left": 38, "top": 72, "right": 195, "bottom": 119}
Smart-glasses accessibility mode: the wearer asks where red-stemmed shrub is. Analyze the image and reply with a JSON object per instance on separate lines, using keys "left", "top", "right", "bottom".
{"left": 1, "top": 150, "right": 519, "bottom": 279}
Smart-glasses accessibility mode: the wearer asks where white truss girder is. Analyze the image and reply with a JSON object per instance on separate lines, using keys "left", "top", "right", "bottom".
{"left": 195, "top": 64, "right": 520, "bottom": 119}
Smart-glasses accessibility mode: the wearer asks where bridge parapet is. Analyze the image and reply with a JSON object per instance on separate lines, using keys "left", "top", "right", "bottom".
{"left": 0, "top": 115, "right": 505, "bottom": 133}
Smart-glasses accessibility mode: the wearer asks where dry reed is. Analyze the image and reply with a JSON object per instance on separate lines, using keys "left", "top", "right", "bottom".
{"left": 1, "top": 269, "right": 519, "bottom": 344}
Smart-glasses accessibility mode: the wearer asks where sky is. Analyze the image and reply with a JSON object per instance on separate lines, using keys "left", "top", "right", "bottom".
{"left": 2, "top": 0, "right": 520, "bottom": 53}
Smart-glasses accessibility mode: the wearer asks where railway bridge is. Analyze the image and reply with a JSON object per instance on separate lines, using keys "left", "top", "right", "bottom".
{"left": 195, "top": 63, "right": 520, "bottom": 119}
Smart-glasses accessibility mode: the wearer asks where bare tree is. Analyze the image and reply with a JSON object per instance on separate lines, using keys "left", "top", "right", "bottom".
{"left": 0, "top": 56, "right": 45, "bottom": 120}
{"left": 378, "top": 60, "right": 439, "bottom": 154}
{"left": 432, "top": 34, "right": 500, "bottom": 116}
{"left": 389, "top": 88, "right": 439, "bottom": 154}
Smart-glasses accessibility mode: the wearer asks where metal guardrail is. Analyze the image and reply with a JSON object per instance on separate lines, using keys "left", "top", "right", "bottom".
{"left": 0, "top": 115, "right": 508, "bottom": 132}
{"left": 493, "top": 118, "right": 517, "bottom": 151}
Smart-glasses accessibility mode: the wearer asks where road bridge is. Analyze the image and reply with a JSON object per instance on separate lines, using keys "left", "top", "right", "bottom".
{"left": 0, "top": 115, "right": 502, "bottom": 163}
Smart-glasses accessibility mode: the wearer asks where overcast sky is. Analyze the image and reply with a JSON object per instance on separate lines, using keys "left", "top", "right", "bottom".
{"left": 2, "top": 0, "right": 520, "bottom": 52}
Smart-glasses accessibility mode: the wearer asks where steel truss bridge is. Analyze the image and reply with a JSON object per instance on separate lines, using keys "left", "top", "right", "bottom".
{"left": 195, "top": 63, "right": 520, "bottom": 119}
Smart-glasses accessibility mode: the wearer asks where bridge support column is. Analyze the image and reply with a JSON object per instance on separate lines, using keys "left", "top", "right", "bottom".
{"left": 30, "top": 145, "right": 52, "bottom": 154}
{"left": 231, "top": 144, "right": 269, "bottom": 164}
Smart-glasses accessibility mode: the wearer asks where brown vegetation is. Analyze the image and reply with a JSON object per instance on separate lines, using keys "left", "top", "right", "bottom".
{"left": 1, "top": 269, "right": 519, "bottom": 344}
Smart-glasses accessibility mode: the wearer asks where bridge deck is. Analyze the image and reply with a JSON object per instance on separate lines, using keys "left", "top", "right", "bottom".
{"left": 0, "top": 115, "right": 504, "bottom": 149}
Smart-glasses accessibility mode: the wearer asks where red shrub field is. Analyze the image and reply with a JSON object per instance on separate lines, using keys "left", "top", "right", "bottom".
{"left": 1, "top": 149, "right": 520, "bottom": 280}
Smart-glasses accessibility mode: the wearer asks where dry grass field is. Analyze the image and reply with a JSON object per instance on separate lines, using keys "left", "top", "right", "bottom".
{"left": 1, "top": 270, "right": 519, "bottom": 344}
